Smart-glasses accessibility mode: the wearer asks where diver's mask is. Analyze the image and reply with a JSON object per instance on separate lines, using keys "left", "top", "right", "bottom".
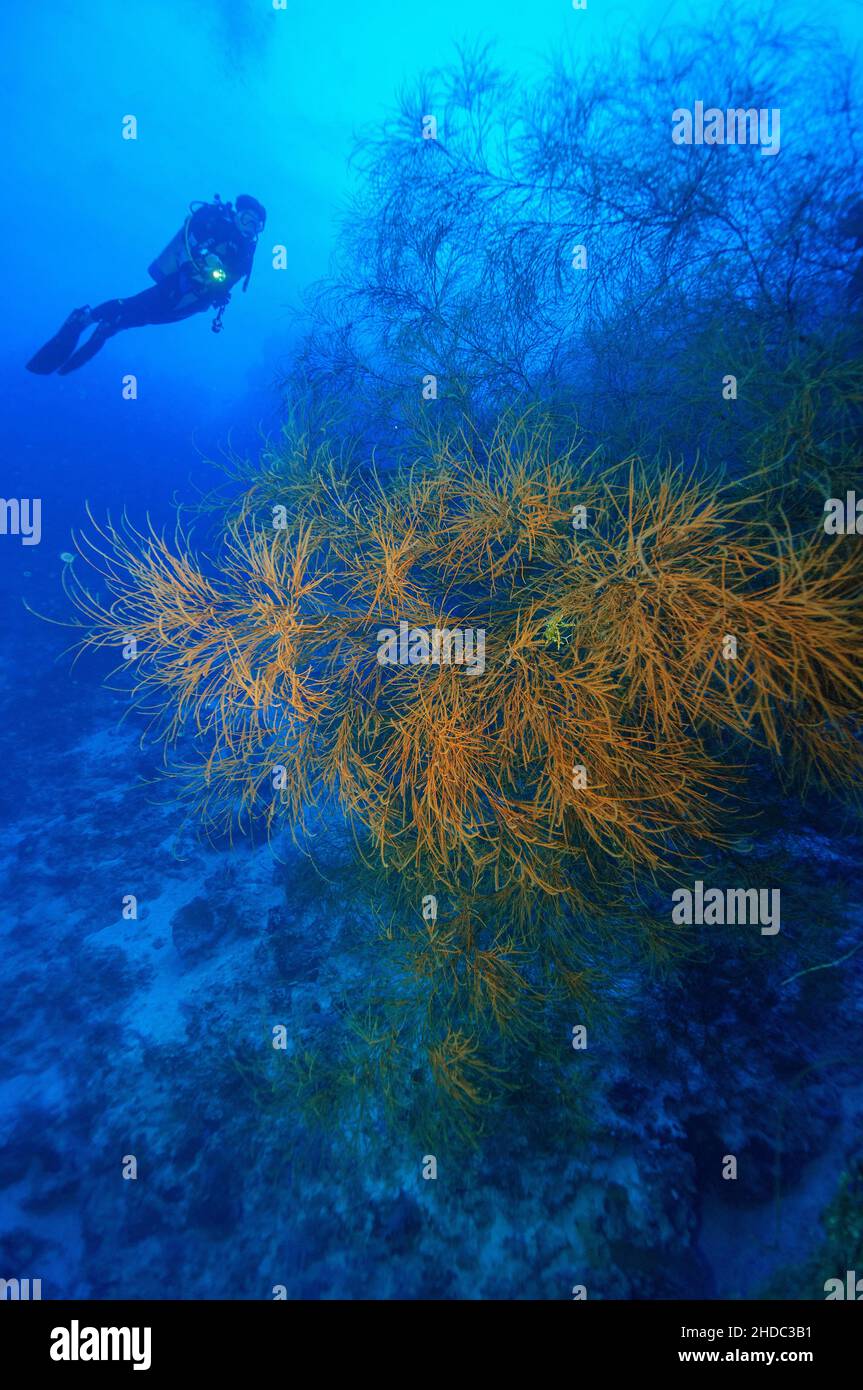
{"left": 236, "top": 208, "right": 264, "bottom": 240}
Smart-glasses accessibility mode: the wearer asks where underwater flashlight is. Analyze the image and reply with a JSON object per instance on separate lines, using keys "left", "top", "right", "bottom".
{"left": 195, "top": 252, "right": 228, "bottom": 286}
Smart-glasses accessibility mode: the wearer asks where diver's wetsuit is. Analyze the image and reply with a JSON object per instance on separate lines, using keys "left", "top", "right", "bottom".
{"left": 58, "top": 269, "right": 226, "bottom": 373}
{"left": 27, "top": 201, "right": 256, "bottom": 375}
{"left": 97, "top": 275, "right": 214, "bottom": 329}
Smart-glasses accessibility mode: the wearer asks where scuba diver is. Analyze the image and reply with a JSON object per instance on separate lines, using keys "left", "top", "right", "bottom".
{"left": 26, "top": 194, "right": 266, "bottom": 375}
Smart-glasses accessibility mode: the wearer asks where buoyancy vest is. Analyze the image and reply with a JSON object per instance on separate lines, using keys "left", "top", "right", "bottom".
{"left": 148, "top": 201, "right": 254, "bottom": 298}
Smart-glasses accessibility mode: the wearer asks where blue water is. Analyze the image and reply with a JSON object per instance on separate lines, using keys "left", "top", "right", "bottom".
{"left": 2, "top": 0, "right": 862, "bottom": 1300}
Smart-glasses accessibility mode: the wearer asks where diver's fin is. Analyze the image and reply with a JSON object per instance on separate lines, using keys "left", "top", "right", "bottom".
{"left": 56, "top": 324, "right": 112, "bottom": 375}
{"left": 26, "top": 308, "right": 94, "bottom": 374}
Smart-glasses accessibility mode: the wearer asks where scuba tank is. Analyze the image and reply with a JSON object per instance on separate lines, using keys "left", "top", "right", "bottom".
{"left": 148, "top": 223, "right": 189, "bottom": 283}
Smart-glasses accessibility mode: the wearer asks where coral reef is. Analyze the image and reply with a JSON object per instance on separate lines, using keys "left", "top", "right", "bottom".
{"left": 62, "top": 405, "right": 863, "bottom": 1140}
